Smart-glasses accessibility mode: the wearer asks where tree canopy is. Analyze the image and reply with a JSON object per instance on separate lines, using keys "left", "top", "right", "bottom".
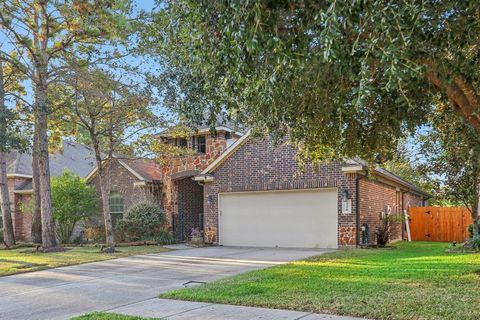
{"left": 146, "top": 1, "right": 480, "bottom": 163}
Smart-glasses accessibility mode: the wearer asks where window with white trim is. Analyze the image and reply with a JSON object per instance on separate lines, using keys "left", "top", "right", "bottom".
{"left": 109, "top": 191, "right": 124, "bottom": 224}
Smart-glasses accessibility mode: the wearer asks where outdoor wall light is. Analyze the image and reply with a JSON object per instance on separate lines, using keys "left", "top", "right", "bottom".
{"left": 207, "top": 195, "right": 215, "bottom": 205}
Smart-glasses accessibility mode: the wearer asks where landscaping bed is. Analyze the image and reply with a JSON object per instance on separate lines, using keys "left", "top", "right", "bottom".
{"left": 0, "top": 245, "right": 169, "bottom": 277}
{"left": 161, "top": 242, "right": 480, "bottom": 320}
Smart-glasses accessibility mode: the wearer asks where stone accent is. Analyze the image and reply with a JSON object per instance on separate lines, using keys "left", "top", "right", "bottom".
{"left": 161, "top": 132, "right": 228, "bottom": 234}
{"left": 204, "top": 226, "right": 217, "bottom": 243}
{"left": 203, "top": 137, "right": 358, "bottom": 247}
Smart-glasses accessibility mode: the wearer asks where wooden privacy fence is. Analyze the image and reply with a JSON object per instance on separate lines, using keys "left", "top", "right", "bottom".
{"left": 408, "top": 207, "right": 472, "bottom": 242}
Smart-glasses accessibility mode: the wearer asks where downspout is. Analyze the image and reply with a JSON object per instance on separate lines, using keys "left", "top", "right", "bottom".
{"left": 356, "top": 173, "right": 366, "bottom": 247}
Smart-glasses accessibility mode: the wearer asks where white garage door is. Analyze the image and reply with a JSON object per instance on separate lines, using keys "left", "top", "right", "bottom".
{"left": 219, "top": 188, "right": 338, "bottom": 248}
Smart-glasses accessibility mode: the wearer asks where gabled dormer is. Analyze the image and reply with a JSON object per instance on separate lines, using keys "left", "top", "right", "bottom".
{"left": 160, "top": 125, "right": 242, "bottom": 155}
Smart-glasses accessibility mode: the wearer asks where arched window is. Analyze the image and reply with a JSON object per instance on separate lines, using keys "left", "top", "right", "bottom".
{"left": 109, "top": 191, "right": 124, "bottom": 223}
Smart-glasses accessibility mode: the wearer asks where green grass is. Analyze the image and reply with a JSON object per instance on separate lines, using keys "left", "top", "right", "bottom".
{"left": 71, "top": 312, "right": 161, "bottom": 320}
{"left": 0, "top": 245, "right": 169, "bottom": 277}
{"left": 161, "top": 242, "right": 480, "bottom": 320}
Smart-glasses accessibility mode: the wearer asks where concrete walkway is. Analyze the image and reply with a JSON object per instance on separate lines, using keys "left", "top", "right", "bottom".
{"left": 110, "top": 298, "right": 364, "bottom": 320}
{"left": 0, "top": 245, "right": 333, "bottom": 320}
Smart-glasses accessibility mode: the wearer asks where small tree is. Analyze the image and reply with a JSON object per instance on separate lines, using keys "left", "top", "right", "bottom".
{"left": 51, "top": 171, "right": 97, "bottom": 244}
{"left": 53, "top": 66, "right": 159, "bottom": 250}
{"left": 419, "top": 106, "right": 480, "bottom": 238}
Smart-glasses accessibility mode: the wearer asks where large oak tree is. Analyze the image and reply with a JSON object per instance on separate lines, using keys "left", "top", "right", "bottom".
{"left": 146, "top": 0, "right": 480, "bottom": 234}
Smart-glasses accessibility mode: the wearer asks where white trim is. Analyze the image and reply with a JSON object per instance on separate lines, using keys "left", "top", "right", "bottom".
{"left": 85, "top": 164, "right": 101, "bottom": 182}
{"left": 197, "top": 126, "right": 234, "bottom": 134}
{"left": 201, "top": 130, "right": 252, "bottom": 174}
{"left": 7, "top": 173, "right": 32, "bottom": 179}
{"left": 192, "top": 174, "right": 215, "bottom": 183}
{"left": 133, "top": 181, "right": 147, "bottom": 187}
{"left": 341, "top": 165, "right": 365, "bottom": 173}
{"left": 13, "top": 189, "right": 33, "bottom": 195}
{"left": 85, "top": 158, "right": 146, "bottom": 183}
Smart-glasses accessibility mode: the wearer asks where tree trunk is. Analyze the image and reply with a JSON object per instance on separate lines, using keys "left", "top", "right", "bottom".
{"left": 98, "top": 172, "right": 115, "bottom": 248}
{"left": 0, "top": 154, "right": 15, "bottom": 247}
{"left": 0, "top": 63, "right": 15, "bottom": 247}
{"left": 92, "top": 139, "right": 115, "bottom": 249}
{"left": 474, "top": 194, "right": 480, "bottom": 238}
{"left": 31, "top": 121, "right": 42, "bottom": 243}
{"left": 34, "top": 63, "right": 56, "bottom": 249}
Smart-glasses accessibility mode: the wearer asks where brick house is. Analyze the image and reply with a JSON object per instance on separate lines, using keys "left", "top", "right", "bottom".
{"left": 5, "top": 127, "right": 429, "bottom": 248}
{"left": 4, "top": 141, "right": 96, "bottom": 241}
{"left": 78, "top": 126, "right": 430, "bottom": 248}
{"left": 189, "top": 131, "right": 429, "bottom": 248}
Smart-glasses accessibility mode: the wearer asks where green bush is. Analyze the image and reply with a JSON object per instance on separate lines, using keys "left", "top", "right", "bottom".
{"left": 115, "top": 202, "right": 165, "bottom": 242}
{"left": 471, "top": 236, "right": 480, "bottom": 251}
{"left": 0, "top": 229, "right": 3, "bottom": 244}
{"left": 51, "top": 171, "right": 98, "bottom": 244}
{"left": 156, "top": 230, "right": 176, "bottom": 245}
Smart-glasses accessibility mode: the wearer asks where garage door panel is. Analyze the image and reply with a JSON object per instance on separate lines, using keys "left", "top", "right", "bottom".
{"left": 219, "top": 189, "right": 338, "bottom": 248}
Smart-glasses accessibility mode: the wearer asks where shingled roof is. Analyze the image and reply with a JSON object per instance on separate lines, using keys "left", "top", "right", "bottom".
{"left": 7, "top": 140, "right": 97, "bottom": 178}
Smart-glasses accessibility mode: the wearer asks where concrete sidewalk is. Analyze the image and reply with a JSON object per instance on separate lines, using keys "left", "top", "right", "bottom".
{"left": 110, "top": 298, "right": 364, "bottom": 320}
{"left": 0, "top": 246, "right": 332, "bottom": 319}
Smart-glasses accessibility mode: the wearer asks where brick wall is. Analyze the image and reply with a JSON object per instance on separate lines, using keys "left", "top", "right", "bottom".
{"left": 359, "top": 178, "right": 425, "bottom": 245}
{"left": 359, "top": 179, "right": 401, "bottom": 245}
{"left": 7, "top": 177, "right": 33, "bottom": 241}
{"left": 203, "top": 137, "right": 358, "bottom": 246}
{"left": 89, "top": 160, "right": 160, "bottom": 221}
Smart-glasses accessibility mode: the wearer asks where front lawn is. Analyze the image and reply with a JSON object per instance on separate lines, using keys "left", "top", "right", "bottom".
{"left": 72, "top": 312, "right": 161, "bottom": 320}
{"left": 0, "top": 245, "right": 169, "bottom": 277}
{"left": 161, "top": 242, "right": 480, "bottom": 320}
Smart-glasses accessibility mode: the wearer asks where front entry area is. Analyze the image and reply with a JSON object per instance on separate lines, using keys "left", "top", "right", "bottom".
{"left": 218, "top": 188, "right": 338, "bottom": 248}
{"left": 173, "top": 177, "right": 204, "bottom": 241}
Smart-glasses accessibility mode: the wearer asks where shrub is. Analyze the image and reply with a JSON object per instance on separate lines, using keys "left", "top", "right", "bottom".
{"left": 471, "top": 236, "right": 480, "bottom": 251}
{"left": 84, "top": 226, "right": 106, "bottom": 243}
{"left": 0, "top": 229, "right": 3, "bottom": 244}
{"left": 376, "top": 213, "right": 403, "bottom": 247}
{"left": 115, "top": 202, "right": 165, "bottom": 242}
{"left": 468, "top": 224, "right": 473, "bottom": 238}
{"left": 156, "top": 231, "right": 176, "bottom": 245}
{"left": 51, "top": 171, "right": 98, "bottom": 244}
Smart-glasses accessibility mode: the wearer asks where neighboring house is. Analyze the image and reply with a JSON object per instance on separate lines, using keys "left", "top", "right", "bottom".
{"left": 86, "top": 158, "right": 163, "bottom": 225}
{"left": 5, "top": 141, "right": 96, "bottom": 241}
{"left": 85, "top": 125, "right": 428, "bottom": 248}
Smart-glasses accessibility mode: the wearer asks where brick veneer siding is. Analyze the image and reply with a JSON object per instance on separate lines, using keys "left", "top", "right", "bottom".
{"left": 89, "top": 160, "right": 161, "bottom": 221}
{"left": 7, "top": 177, "right": 33, "bottom": 241}
{"left": 359, "top": 178, "right": 425, "bottom": 245}
{"left": 203, "top": 137, "right": 358, "bottom": 246}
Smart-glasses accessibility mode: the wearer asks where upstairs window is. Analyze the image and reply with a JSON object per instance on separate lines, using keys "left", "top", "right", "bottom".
{"left": 197, "top": 135, "right": 206, "bottom": 153}
{"left": 174, "top": 137, "right": 187, "bottom": 147}
{"left": 191, "top": 135, "right": 206, "bottom": 154}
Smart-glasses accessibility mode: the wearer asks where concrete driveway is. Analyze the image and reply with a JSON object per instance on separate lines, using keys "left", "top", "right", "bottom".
{"left": 0, "top": 245, "right": 330, "bottom": 320}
